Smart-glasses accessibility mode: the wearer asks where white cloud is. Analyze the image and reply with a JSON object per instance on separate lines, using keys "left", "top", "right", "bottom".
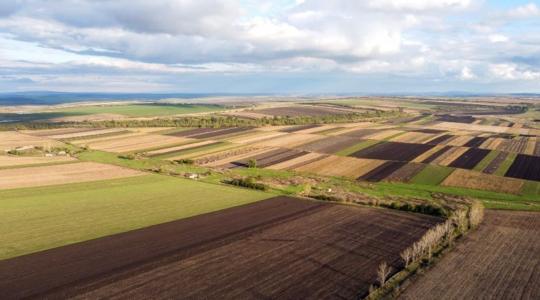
{"left": 508, "top": 3, "right": 540, "bottom": 18}
{"left": 488, "top": 34, "right": 508, "bottom": 43}
{"left": 368, "top": 0, "right": 472, "bottom": 11}
{"left": 460, "top": 66, "right": 476, "bottom": 79}
{"left": 489, "top": 63, "right": 540, "bottom": 80}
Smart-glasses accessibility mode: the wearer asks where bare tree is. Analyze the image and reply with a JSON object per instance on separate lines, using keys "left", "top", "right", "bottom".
{"left": 400, "top": 247, "right": 412, "bottom": 267}
{"left": 377, "top": 261, "right": 392, "bottom": 286}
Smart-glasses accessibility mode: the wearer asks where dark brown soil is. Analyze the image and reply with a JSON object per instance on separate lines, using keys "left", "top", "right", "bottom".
{"left": 505, "top": 154, "right": 540, "bottom": 181}
{"left": 447, "top": 148, "right": 491, "bottom": 169}
{"left": 400, "top": 210, "right": 540, "bottom": 300}
{"left": 426, "top": 134, "right": 454, "bottom": 145}
{"left": 359, "top": 161, "right": 408, "bottom": 182}
{"left": 464, "top": 137, "right": 488, "bottom": 148}
{"left": 0, "top": 196, "right": 440, "bottom": 300}
{"left": 350, "top": 142, "right": 435, "bottom": 162}
{"left": 383, "top": 163, "right": 427, "bottom": 182}
{"left": 232, "top": 148, "right": 309, "bottom": 168}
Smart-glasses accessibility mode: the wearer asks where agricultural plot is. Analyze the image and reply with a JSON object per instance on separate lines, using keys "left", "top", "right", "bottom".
{"left": 0, "top": 131, "right": 62, "bottom": 151}
{"left": 0, "top": 197, "right": 442, "bottom": 299}
{"left": 294, "top": 155, "right": 385, "bottom": 178}
{"left": 255, "top": 105, "right": 350, "bottom": 117}
{"left": 166, "top": 127, "right": 253, "bottom": 139}
{"left": 441, "top": 169, "right": 524, "bottom": 194}
{"left": 279, "top": 124, "right": 321, "bottom": 133}
{"left": 359, "top": 161, "right": 408, "bottom": 182}
{"left": 435, "top": 147, "right": 469, "bottom": 166}
{"left": 410, "top": 164, "right": 454, "bottom": 185}
{"left": 80, "top": 134, "right": 190, "bottom": 153}
{"left": 383, "top": 163, "right": 426, "bottom": 183}
{"left": 338, "top": 128, "right": 381, "bottom": 139}
{"left": 53, "top": 103, "right": 224, "bottom": 117}
{"left": 350, "top": 141, "right": 434, "bottom": 162}
{"left": 464, "top": 136, "right": 489, "bottom": 148}
{"left": 266, "top": 152, "right": 326, "bottom": 170}
{"left": 416, "top": 146, "right": 452, "bottom": 164}
{"left": 198, "top": 147, "right": 273, "bottom": 167}
{"left": 401, "top": 210, "right": 540, "bottom": 300}
{"left": 21, "top": 127, "right": 96, "bottom": 137}
{"left": 505, "top": 154, "right": 540, "bottom": 181}
{"left": 0, "top": 174, "right": 270, "bottom": 260}
{"left": 447, "top": 148, "right": 491, "bottom": 170}
{"left": 42, "top": 128, "right": 130, "bottom": 140}
{"left": 0, "top": 155, "right": 76, "bottom": 168}
{"left": 232, "top": 148, "right": 309, "bottom": 168}
{"left": 482, "top": 151, "right": 508, "bottom": 174}
{"left": 253, "top": 133, "right": 326, "bottom": 148}
{"left": 391, "top": 132, "right": 437, "bottom": 144}
{"left": 0, "top": 162, "right": 143, "bottom": 190}
{"left": 364, "top": 129, "right": 405, "bottom": 140}
{"left": 165, "top": 142, "right": 236, "bottom": 161}
{"left": 145, "top": 140, "right": 215, "bottom": 157}
{"left": 295, "top": 135, "right": 359, "bottom": 154}
{"left": 425, "top": 134, "right": 454, "bottom": 145}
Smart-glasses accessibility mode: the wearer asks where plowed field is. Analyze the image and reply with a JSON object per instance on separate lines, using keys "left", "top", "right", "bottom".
{"left": 0, "top": 196, "right": 441, "bottom": 300}
{"left": 401, "top": 210, "right": 540, "bottom": 300}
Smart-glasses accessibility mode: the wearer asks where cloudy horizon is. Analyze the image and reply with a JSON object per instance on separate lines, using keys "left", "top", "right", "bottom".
{"left": 0, "top": 0, "right": 539, "bottom": 93}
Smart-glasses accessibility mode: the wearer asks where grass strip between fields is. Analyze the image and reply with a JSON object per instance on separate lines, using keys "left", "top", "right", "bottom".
{"left": 472, "top": 150, "right": 499, "bottom": 172}
{"left": 0, "top": 174, "right": 271, "bottom": 260}
{"left": 494, "top": 152, "right": 517, "bottom": 176}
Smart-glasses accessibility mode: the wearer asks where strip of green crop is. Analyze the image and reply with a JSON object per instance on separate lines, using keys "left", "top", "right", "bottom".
{"left": 473, "top": 150, "right": 499, "bottom": 171}
{"left": 335, "top": 140, "right": 381, "bottom": 156}
{"left": 410, "top": 164, "right": 454, "bottom": 185}
{"left": 494, "top": 152, "right": 517, "bottom": 176}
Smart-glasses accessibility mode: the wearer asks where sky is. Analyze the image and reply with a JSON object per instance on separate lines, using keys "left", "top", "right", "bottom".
{"left": 0, "top": 0, "right": 539, "bottom": 94}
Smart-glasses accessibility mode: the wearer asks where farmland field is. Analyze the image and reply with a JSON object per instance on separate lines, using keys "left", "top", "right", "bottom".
{"left": 0, "top": 162, "right": 143, "bottom": 189}
{"left": 2, "top": 95, "right": 540, "bottom": 299}
{"left": 0, "top": 174, "right": 270, "bottom": 260}
{"left": 400, "top": 210, "right": 540, "bottom": 300}
{"left": 53, "top": 103, "right": 224, "bottom": 117}
{"left": 0, "top": 196, "right": 441, "bottom": 299}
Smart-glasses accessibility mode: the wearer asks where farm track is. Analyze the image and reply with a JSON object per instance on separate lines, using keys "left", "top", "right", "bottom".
{"left": 400, "top": 210, "right": 540, "bottom": 300}
{"left": 0, "top": 196, "right": 440, "bottom": 300}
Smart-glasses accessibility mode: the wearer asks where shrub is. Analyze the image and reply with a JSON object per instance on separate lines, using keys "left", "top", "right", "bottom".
{"left": 174, "top": 158, "right": 194, "bottom": 164}
{"left": 118, "top": 154, "right": 136, "bottom": 160}
{"left": 224, "top": 177, "right": 267, "bottom": 191}
{"left": 247, "top": 159, "right": 258, "bottom": 168}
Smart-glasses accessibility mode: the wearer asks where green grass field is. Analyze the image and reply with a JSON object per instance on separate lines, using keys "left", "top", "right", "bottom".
{"left": 55, "top": 103, "right": 224, "bottom": 117}
{"left": 0, "top": 174, "right": 270, "bottom": 260}
{"left": 410, "top": 164, "right": 454, "bottom": 185}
